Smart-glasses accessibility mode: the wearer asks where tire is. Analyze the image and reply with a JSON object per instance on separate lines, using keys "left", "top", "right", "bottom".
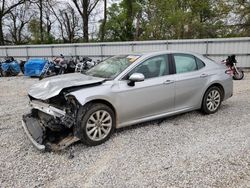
{"left": 201, "top": 86, "right": 222, "bottom": 114}
{"left": 233, "top": 71, "right": 244, "bottom": 80}
{"left": 77, "top": 103, "right": 115, "bottom": 146}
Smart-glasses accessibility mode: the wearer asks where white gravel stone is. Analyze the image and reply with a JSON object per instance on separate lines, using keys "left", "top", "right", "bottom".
{"left": 0, "top": 74, "right": 249, "bottom": 187}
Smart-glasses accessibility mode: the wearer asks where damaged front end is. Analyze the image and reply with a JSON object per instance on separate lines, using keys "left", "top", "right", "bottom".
{"left": 22, "top": 95, "right": 80, "bottom": 151}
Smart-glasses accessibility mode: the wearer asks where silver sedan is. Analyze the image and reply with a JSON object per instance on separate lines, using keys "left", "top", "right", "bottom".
{"left": 22, "top": 51, "right": 233, "bottom": 151}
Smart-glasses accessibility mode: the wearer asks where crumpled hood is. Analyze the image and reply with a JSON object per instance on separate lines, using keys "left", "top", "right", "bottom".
{"left": 28, "top": 73, "right": 105, "bottom": 100}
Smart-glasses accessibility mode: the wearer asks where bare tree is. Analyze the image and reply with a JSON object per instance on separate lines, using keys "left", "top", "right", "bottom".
{"left": 37, "top": 0, "right": 43, "bottom": 42}
{"left": 29, "top": 0, "right": 56, "bottom": 43}
{"left": 49, "top": 2, "right": 81, "bottom": 43}
{"left": 124, "top": 0, "right": 133, "bottom": 40}
{"left": 100, "top": 0, "right": 107, "bottom": 41}
{"left": 0, "top": 0, "right": 26, "bottom": 45}
{"left": 48, "top": 1, "right": 65, "bottom": 42}
{"left": 59, "top": 5, "right": 81, "bottom": 43}
{"left": 6, "top": 3, "right": 33, "bottom": 44}
{"left": 72, "top": 0, "right": 100, "bottom": 42}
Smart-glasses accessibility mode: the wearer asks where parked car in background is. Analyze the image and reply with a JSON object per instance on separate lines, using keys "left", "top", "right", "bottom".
{"left": 22, "top": 51, "right": 233, "bottom": 151}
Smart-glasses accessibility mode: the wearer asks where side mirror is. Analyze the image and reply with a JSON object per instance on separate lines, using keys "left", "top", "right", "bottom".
{"left": 128, "top": 73, "right": 145, "bottom": 86}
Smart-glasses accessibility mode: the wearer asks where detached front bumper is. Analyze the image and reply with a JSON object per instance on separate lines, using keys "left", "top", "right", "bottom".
{"left": 22, "top": 114, "right": 46, "bottom": 151}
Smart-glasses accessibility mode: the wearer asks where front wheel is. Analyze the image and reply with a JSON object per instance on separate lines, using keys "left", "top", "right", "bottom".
{"left": 77, "top": 103, "right": 115, "bottom": 146}
{"left": 201, "top": 86, "right": 222, "bottom": 114}
{"left": 233, "top": 70, "right": 244, "bottom": 80}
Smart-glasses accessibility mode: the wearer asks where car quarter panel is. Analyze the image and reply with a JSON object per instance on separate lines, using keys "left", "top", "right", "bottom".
{"left": 197, "top": 68, "right": 233, "bottom": 107}
{"left": 173, "top": 54, "right": 233, "bottom": 110}
{"left": 204, "top": 69, "right": 233, "bottom": 101}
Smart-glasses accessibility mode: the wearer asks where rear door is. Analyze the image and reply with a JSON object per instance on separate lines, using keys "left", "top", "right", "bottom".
{"left": 171, "top": 53, "right": 209, "bottom": 110}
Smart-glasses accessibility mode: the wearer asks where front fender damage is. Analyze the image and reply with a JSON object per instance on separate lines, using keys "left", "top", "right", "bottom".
{"left": 22, "top": 98, "right": 81, "bottom": 151}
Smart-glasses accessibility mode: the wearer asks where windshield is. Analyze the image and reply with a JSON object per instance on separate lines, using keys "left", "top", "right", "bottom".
{"left": 85, "top": 55, "right": 141, "bottom": 79}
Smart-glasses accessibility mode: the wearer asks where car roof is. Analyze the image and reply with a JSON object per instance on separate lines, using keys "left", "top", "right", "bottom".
{"left": 130, "top": 50, "right": 202, "bottom": 57}
{"left": 115, "top": 51, "right": 203, "bottom": 59}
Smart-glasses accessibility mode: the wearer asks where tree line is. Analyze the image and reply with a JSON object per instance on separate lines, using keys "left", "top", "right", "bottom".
{"left": 0, "top": 0, "right": 249, "bottom": 45}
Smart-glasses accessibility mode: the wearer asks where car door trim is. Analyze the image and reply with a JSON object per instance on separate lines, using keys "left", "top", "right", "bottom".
{"left": 118, "top": 106, "right": 195, "bottom": 128}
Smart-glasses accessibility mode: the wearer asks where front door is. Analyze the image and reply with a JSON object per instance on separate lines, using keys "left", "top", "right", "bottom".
{"left": 114, "top": 54, "right": 175, "bottom": 125}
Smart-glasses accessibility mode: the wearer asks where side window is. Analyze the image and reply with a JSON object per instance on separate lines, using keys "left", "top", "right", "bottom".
{"left": 127, "top": 55, "right": 169, "bottom": 79}
{"left": 196, "top": 57, "right": 205, "bottom": 69}
{"left": 174, "top": 54, "right": 197, "bottom": 74}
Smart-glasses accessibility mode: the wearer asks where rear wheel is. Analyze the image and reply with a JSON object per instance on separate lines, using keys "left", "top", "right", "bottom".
{"left": 78, "top": 103, "right": 115, "bottom": 146}
{"left": 201, "top": 86, "right": 222, "bottom": 114}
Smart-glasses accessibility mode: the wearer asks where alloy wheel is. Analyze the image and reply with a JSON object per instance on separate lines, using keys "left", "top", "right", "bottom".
{"left": 86, "top": 110, "right": 112, "bottom": 141}
{"left": 206, "top": 90, "right": 221, "bottom": 112}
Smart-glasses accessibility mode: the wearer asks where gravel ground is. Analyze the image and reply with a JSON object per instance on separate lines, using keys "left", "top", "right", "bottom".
{"left": 0, "top": 74, "right": 249, "bottom": 188}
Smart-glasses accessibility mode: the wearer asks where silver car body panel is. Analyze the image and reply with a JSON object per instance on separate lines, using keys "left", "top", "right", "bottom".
{"left": 30, "top": 100, "right": 66, "bottom": 118}
{"left": 28, "top": 51, "right": 233, "bottom": 129}
{"left": 28, "top": 73, "right": 105, "bottom": 100}
{"left": 21, "top": 120, "right": 46, "bottom": 151}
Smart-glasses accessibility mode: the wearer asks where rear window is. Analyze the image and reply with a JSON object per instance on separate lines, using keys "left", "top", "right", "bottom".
{"left": 174, "top": 54, "right": 197, "bottom": 74}
{"left": 196, "top": 57, "right": 205, "bottom": 69}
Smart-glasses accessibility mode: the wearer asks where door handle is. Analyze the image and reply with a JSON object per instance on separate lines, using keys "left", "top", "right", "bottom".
{"left": 163, "top": 80, "right": 175, "bottom": 84}
{"left": 200, "top": 73, "right": 208, "bottom": 78}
